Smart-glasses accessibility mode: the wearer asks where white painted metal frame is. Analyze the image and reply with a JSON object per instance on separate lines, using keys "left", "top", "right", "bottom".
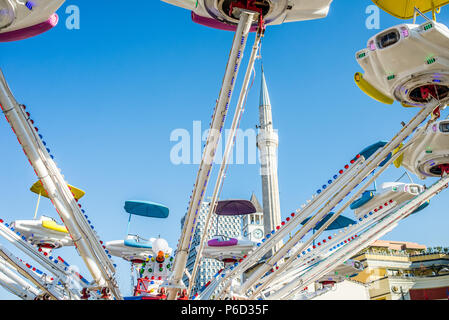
{"left": 168, "top": 10, "right": 256, "bottom": 300}
{"left": 0, "top": 70, "right": 121, "bottom": 299}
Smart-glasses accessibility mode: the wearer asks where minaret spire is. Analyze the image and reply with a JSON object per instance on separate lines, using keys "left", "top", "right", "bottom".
{"left": 257, "top": 66, "right": 282, "bottom": 257}
{"left": 260, "top": 65, "right": 272, "bottom": 112}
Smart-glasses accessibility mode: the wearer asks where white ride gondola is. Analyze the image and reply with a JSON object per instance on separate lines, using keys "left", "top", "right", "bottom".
{"left": 203, "top": 200, "right": 258, "bottom": 264}
{"left": 9, "top": 180, "right": 86, "bottom": 252}
{"left": 350, "top": 182, "right": 427, "bottom": 220}
{"left": 203, "top": 235, "right": 255, "bottom": 264}
{"left": 105, "top": 236, "right": 155, "bottom": 265}
{"left": 106, "top": 201, "right": 172, "bottom": 264}
{"left": 105, "top": 200, "right": 175, "bottom": 300}
{"left": 316, "top": 260, "right": 364, "bottom": 287}
{"left": 349, "top": 141, "right": 430, "bottom": 220}
{"left": 106, "top": 235, "right": 173, "bottom": 271}
{"left": 10, "top": 216, "right": 72, "bottom": 251}
{"left": 350, "top": 141, "right": 429, "bottom": 220}
{"left": 0, "top": 0, "right": 64, "bottom": 42}
{"left": 161, "top": 0, "right": 333, "bottom": 31}
{"left": 397, "top": 119, "right": 449, "bottom": 178}
{"left": 355, "top": 15, "right": 449, "bottom": 108}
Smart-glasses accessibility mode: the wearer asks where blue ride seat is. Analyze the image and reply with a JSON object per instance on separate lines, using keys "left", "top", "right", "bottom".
{"left": 357, "top": 141, "right": 392, "bottom": 167}
{"left": 350, "top": 191, "right": 375, "bottom": 210}
{"left": 411, "top": 200, "right": 430, "bottom": 215}
{"left": 124, "top": 239, "right": 152, "bottom": 249}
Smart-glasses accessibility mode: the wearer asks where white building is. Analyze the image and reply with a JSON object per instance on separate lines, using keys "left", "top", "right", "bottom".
{"left": 181, "top": 197, "right": 253, "bottom": 294}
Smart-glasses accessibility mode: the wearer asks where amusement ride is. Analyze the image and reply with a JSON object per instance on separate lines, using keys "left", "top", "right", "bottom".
{"left": 0, "top": 0, "right": 449, "bottom": 300}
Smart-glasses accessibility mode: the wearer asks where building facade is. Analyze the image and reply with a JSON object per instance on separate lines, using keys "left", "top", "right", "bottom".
{"left": 181, "top": 195, "right": 263, "bottom": 294}
{"left": 352, "top": 240, "right": 449, "bottom": 300}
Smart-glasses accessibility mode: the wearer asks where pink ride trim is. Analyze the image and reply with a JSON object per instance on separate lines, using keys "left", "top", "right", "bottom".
{"left": 191, "top": 12, "right": 258, "bottom": 32}
{"left": 0, "top": 14, "right": 59, "bottom": 43}
{"left": 208, "top": 238, "right": 238, "bottom": 247}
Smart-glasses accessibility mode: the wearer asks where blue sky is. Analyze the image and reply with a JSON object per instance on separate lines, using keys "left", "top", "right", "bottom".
{"left": 0, "top": 0, "right": 448, "bottom": 299}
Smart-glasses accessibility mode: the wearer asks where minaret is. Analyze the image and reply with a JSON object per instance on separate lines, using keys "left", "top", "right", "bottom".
{"left": 257, "top": 66, "right": 282, "bottom": 257}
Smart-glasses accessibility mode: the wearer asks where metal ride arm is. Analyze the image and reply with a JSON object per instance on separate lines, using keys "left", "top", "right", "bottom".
{"left": 272, "top": 174, "right": 449, "bottom": 300}
{"left": 195, "top": 266, "right": 232, "bottom": 300}
{"left": 269, "top": 134, "right": 424, "bottom": 287}
{"left": 0, "top": 71, "right": 121, "bottom": 299}
{"left": 216, "top": 155, "right": 377, "bottom": 297}
{"left": 247, "top": 138, "right": 410, "bottom": 296}
{"left": 258, "top": 124, "right": 432, "bottom": 297}
{"left": 0, "top": 258, "right": 40, "bottom": 300}
{"left": 213, "top": 155, "right": 368, "bottom": 298}
{"left": 261, "top": 196, "right": 399, "bottom": 296}
{"left": 168, "top": 10, "right": 256, "bottom": 300}
{"left": 261, "top": 137, "right": 446, "bottom": 299}
{"left": 0, "top": 219, "right": 88, "bottom": 298}
{"left": 212, "top": 155, "right": 366, "bottom": 295}
{"left": 280, "top": 229, "right": 392, "bottom": 300}
{"left": 263, "top": 191, "right": 427, "bottom": 299}
{"left": 188, "top": 23, "right": 264, "bottom": 296}
{"left": 0, "top": 245, "right": 60, "bottom": 300}
{"left": 216, "top": 99, "right": 440, "bottom": 299}
{"left": 240, "top": 99, "right": 440, "bottom": 298}
{"left": 264, "top": 198, "right": 399, "bottom": 293}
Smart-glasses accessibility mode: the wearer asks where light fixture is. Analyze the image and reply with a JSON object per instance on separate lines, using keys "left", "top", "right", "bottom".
{"left": 0, "top": 0, "right": 15, "bottom": 30}
{"left": 400, "top": 27, "right": 409, "bottom": 38}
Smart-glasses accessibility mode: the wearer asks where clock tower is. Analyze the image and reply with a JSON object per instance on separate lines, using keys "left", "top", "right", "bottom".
{"left": 242, "top": 194, "right": 265, "bottom": 242}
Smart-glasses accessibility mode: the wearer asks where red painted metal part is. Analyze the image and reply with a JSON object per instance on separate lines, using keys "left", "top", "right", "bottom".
{"left": 438, "top": 164, "right": 449, "bottom": 176}
{"left": 228, "top": 0, "right": 265, "bottom": 31}
{"left": 133, "top": 278, "right": 167, "bottom": 300}
{"left": 409, "top": 287, "right": 449, "bottom": 300}
{"left": 229, "top": 0, "right": 263, "bottom": 16}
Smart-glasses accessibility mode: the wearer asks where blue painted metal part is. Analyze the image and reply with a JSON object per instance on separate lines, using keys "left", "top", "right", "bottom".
{"left": 301, "top": 213, "right": 356, "bottom": 231}
{"left": 411, "top": 200, "right": 430, "bottom": 215}
{"left": 124, "top": 239, "right": 152, "bottom": 249}
{"left": 357, "top": 141, "right": 392, "bottom": 167}
{"left": 350, "top": 191, "right": 375, "bottom": 210}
